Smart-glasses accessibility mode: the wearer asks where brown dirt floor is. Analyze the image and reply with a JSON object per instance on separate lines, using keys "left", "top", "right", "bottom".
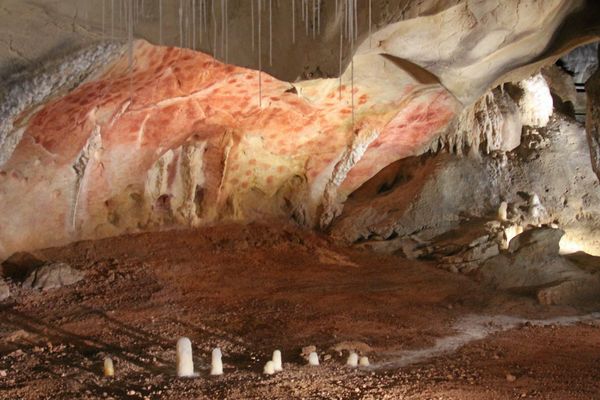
{"left": 1, "top": 223, "right": 599, "bottom": 399}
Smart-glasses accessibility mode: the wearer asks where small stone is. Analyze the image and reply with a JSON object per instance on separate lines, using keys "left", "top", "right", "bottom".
{"left": 506, "top": 373, "right": 517, "bottom": 382}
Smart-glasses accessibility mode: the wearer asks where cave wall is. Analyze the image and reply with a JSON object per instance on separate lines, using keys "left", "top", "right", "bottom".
{"left": 1, "top": 0, "right": 600, "bottom": 259}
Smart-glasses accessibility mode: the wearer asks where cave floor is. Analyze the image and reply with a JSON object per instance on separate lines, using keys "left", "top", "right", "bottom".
{"left": 1, "top": 223, "right": 600, "bottom": 399}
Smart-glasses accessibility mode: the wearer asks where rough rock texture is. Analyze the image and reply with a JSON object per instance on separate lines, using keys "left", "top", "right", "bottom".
{"left": 586, "top": 50, "right": 600, "bottom": 182}
{"left": 1, "top": 1, "right": 600, "bottom": 259}
{"left": 0, "top": 39, "right": 458, "bottom": 259}
{"left": 479, "top": 228, "right": 600, "bottom": 306}
{"left": 0, "top": 278, "right": 9, "bottom": 301}
{"left": 23, "top": 262, "right": 84, "bottom": 291}
{"left": 332, "top": 109, "right": 600, "bottom": 256}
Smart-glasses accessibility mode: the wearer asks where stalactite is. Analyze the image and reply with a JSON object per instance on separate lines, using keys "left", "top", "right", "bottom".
{"left": 192, "top": 0, "right": 197, "bottom": 49}
{"left": 102, "top": 0, "right": 106, "bottom": 38}
{"left": 258, "top": 0, "right": 262, "bottom": 107}
{"left": 304, "top": 0, "right": 308, "bottom": 36}
{"left": 317, "top": 0, "right": 320, "bottom": 34}
{"left": 338, "top": 3, "right": 343, "bottom": 100}
{"left": 312, "top": 0, "right": 316, "bottom": 39}
{"left": 159, "top": 0, "right": 163, "bottom": 45}
{"left": 179, "top": 0, "right": 184, "bottom": 47}
{"left": 127, "top": 0, "right": 134, "bottom": 100}
{"left": 251, "top": 0, "right": 255, "bottom": 51}
{"left": 291, "top": 0, "right": 295, "bottom": 44}
{"left": 212, "top": 0, "right": 217, "bottom": 56}
{"left": 111, "top": 0, "right": 115, "bottom": 38}
{"left": 225, "top": 0, "right": 229, "bottom": 62}
{"left": 269, "top": 0, "right": 273, "bottom": 66}
{"left": 368, "top": 0, "right": 372, "bottom": 47}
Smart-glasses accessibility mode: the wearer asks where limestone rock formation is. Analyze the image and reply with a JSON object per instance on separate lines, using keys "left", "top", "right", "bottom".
{"left": 0, "top": 39, "right": 458, "bottom": 259}
{"left": 0, "top": 0, "right": 600, "bottom": 260}
{"left": 479, "top": 228, "right": 600, "bottom": 305}
{"left": 23, "top": 262, "right": 84, "bottom": 291}
{"left": 586, "top": 48, "right": 600, "bottom": 182}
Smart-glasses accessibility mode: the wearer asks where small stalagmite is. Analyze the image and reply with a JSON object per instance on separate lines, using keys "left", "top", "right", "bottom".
{"left": 103, "top": 357, "right": 115, "bottom": 377}
{"left": 263, "top": 360, "right": 276, "bottom": 375}
{"left": 308, "top": 352, "right": 319, "bottom": 366}
{"left": 176, "top": 337, "right": 195, "bottom": 377}
{"left": 359, "top": 356, "right": 370, "bottom": 367}
{"left": 346, "top": 352, "right": 358, "bottom": 367}
{"left": 498, "top": 201, "right": 508, "bottom": 221}
{"left": 211, "top": 347, "right": 224, "bottom": 376}
{"left": 272, "top": 350, "right": 283, "bottom": 372}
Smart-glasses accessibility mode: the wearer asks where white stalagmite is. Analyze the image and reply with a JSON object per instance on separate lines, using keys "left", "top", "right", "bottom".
{"left": 498, "top": 201, "right": 508, "bottom": 221}
{"left": 359, "top": 356, "right": 370, "bottom": 367}
{"left": 346, "top": 352, "right": 358, "bottom": 367}
{"left": 272, "top": 350, "right": 283, "bottom": 372}
{"left": 211, "top": 347, "right": 224, "bottom": 375}
{"left": 176, "top": 337, "right": 195, "bottom": 377}
{"left": 308, "top": 352, "right": 319, "bottom": 366}
{"left": 264, "top": 360, "right": 276, "bottom": 375}
{"left": 103, "top": 357, "right": 115, "bottom": 377}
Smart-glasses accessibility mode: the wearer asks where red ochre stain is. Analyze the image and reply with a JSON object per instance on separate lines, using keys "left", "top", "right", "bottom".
{"left": 266, "top": 176, "right": 274, "bottom": 184}
{"left": 276, "top": 166, "right": 285, "bottom": 173}
{"left": 249, "top": 159, "right": 257, "bottom": 165}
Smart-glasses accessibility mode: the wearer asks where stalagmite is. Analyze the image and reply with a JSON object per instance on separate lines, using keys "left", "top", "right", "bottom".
{"left": 359, "top": 356, "right": 370, "bottom": 367}
{"left": 211, "top": 347, "right": 224, "bottom": 375}
{"left": 263, "top": 360, "right": 276, "bottom": 375}
{"left": 272, "top": 350, "right": 283, "bottom": 372}
{"left": 176, "top": 337, "right": 195, "bottom": 377}
{"left": 346, "top": 352, "right": 358, "bottom": 367}
{"left": 308, "top": 352, "right": 319, "bottom": 366}
{"left": 498, "top": 201, "right": 508, "bottom": 221}
{"left": 103, "top": 357, "right": 115, "bottom": 377}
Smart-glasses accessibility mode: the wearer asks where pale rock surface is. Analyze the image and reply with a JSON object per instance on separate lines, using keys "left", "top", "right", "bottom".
{"left": 23, "top": 262, "right": 83, "bottom": 291}
{"left": 480, "top": 228, "right": 600, "bottom": 305}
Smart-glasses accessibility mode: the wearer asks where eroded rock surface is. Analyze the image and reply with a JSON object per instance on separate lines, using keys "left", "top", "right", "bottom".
{"left": 23, "top": 262, "right": 84, "bottom": 291}
{"left": 479, "top": 228, "right": 600, "bottom": 305}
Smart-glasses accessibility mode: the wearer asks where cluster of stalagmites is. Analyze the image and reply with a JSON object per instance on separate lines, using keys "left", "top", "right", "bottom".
{"left": 102, "top": 338, "right": 372, "bottom": 379}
